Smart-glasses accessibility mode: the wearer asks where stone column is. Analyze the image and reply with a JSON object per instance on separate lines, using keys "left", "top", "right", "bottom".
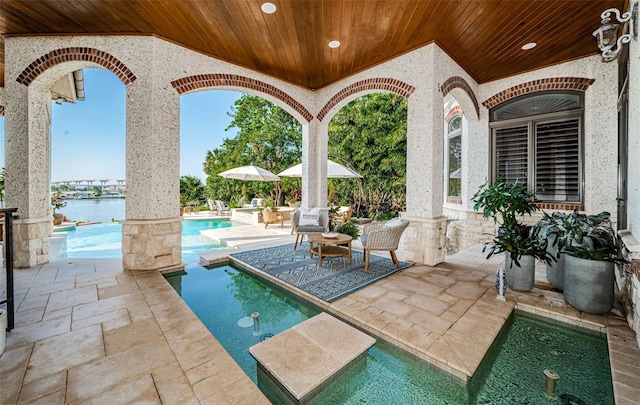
{"left": 121, "top": 71, "right": 182, "bottom": 271}
{"left": 4, "top": 81, "right": 53, "bottom": 268}
{"left": 301, "top": 119, "right": 327, "bottom": 209}
{"left": 403, "top": 84, "right": 447, "bottom": 266}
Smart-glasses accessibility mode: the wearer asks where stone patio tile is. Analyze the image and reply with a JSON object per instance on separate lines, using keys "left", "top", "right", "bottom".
{"left": 425, "top": 337, "right": 453, "bottom": 366}
{"left": 370, "top": 298, "right": 413, "bottom": 317}
{"left": 396, "top": 323, "right": 430, "bottom": 349}
{"left": 445, "top": 281, "right": 488, "bottom": 301}
{"left": 97, "top": 280, "right": 142, "bottom": 300}
{"left": 151, "top": 361, "right": 200, "bottom": 405}
{"left": 104, "top": 317, "right": 164, "bottom": 355}
{"left": 199, "top": 374, "right": 261, "bottom": 404}
{"left": 76, "top": 373, "right": 158, "bottom": 405}
{"left": 417, "top": 272, "right": 458, "bottom": 288}
{"left": 580, "top": 312, "right": 606, "bottom": 327}
{"left": 192, "top": 366, "right": 248, "bottom": 401}
{"left": 387, "top": 277, "right": 445, "bottom": 297}
{"left": 42, "top": 307, "right": 73, "bottom": 323}
{"left": 46, "top": 285, "right": 98, "bottom": 312}
{"left": 24, "top": 280, "right": 75, "bottom": 299}
{"left": 18, "top": 370, "right": 67, "bottom": 403}
{"left": 612, "top": 367, "right": 640, "bottom": 392}
{"left": 16, "top": 294, "right": 49, "bottom": 313}
{"left": 351, "top": 305, "right": 383, "bottom": 324}
{"left": 235, "top": 390, "right": 273, "bottom": 405}
{"left": 413, "top": 331, "right": 440, "bottom": 354}
{"left": 66, "top": 338, "right": 175, "bottom": 403}
{"left": 348, "top": 284, "right": 387, "bottom": 301}
{"left": 20, "top": 387, "right": 66, "bottom": 405}
{"left": 366, "top": 310, "right": 397, "bottom": 330}
{"left": 24, "top": 324, "right": 104, "bottom": 384}
{"left": 0, "top": 368, "right": 25, "bottom": 404}
{"left": 338, "top": 299, "right": 370, "bottom": 317}
{"left": 381, "top": 317, "right": 414, "bottom": 339}
{"left": 614, "top": 382, "right": 640, "bottom": 405}
{"left": 404, "top": 294, "right": 450, "bottom": 316}
{"left": 330, "top": 295, "right": 357, "bottom": 311}
{"left": 185, "top": 353, "right": 238, "bottom": 385}
{"left": 14, "top": 307, "right": 46, "bottom": 326}
{"left": 7, "top": 314, "right": 72, "bottom": 347}
{"left": 175, "top": 341, "right": 227, "bottom": 371}
{"left": 72, "top": 292, "right": 147, "bottom": 321}
{"left": 72, "top": 307, "right": 130, "bottom": 331}
{"left": 0, "top": 343, "right": 33, "bottom": 404}
{"left": 407, "top": 310, "right": 453, "bottom": 335}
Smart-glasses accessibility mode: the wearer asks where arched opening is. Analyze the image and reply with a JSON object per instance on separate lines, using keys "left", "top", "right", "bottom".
{"left": 50, "top": 68, "right": 126, "bottom": 257}
{"left": 327, "top": 92, "right": 407, "bottom": 220}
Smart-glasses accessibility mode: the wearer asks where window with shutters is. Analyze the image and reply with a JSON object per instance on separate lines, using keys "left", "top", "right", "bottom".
{"left": 490, "top": 91, "right": 583, "bottom": 203}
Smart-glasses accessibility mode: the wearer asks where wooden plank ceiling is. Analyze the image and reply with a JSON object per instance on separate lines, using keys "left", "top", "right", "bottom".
{"left": 0, "top": 0, "right": 627, "bottom": 90}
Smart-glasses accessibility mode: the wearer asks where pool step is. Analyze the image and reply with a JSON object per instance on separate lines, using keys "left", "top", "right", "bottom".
{"left": 249, "top": 312, "right": 375, "bottom": 404}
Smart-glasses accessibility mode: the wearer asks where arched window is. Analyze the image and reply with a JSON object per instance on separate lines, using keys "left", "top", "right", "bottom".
{"left": 489, "top": 91, "right": 583, "bottom": 203}
{"left": 446, "top": 115, "right": 462, "bottom": 199}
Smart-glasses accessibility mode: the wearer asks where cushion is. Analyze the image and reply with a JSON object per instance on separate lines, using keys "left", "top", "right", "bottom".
{"left": 384, "top": 217, "right": 404, "bottom": 228}
{"left": 299, "top": 207, "right": 320, "bottom": 226}
{"left": 264, "top": 207, "right": 272, "bottom": 212}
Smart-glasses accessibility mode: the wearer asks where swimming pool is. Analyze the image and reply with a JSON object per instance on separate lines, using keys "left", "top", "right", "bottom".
{"left": 59, "top": 218, "right": 240, "bottom": 263}
{"left": 166, "top": 263, "right": 613, "bottom": 404}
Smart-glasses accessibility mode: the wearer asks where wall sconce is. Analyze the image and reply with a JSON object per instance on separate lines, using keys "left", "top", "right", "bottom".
{"left": 593, "top": 4, "right": 638, "bottom": 62}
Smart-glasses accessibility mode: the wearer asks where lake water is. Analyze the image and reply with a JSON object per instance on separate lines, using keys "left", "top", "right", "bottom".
{"left": 60, "top": 198, "right": 125, "bottom": 223}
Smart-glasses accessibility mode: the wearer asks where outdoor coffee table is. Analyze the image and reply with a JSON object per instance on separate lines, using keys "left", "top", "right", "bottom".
{"left": 308, "top": 233, "right": 352, "bottom": 267}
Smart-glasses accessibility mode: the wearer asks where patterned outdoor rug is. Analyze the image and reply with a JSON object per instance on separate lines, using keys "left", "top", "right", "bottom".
{"left": 229, "top": 242, "right": 413, "bottom": 302}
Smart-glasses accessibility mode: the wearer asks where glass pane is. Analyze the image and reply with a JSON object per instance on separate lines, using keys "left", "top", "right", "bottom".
{"left": 449, "top": 116, "right": 462, "bottom": 132}
{"left": 535, "top": 118, "right": 580, "bottom": 201}
{"left": 495, "top": 125, "right": 528, "bottom": 186}
{"left": 448, "top": 134, "right": 461, "bottom": 197}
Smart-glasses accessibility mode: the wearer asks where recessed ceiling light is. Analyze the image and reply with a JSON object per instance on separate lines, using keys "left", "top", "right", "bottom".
{"left": 328, "top": 40, "right": 341, "bottom": 48}
{"left": 261, "top": 2, "right": 276, "bottom": 14}
{"left": 521, "top": 42, "right": 537, "bottom": 50}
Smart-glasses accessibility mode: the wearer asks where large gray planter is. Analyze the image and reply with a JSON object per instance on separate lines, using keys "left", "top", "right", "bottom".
{"left": 563, "top": 254, "right": 614, "bottom": 314}
{"left": 546, "top": 235, "right": 564, "bottom": 290}
{"left": 505, "top": 253, "right": 535, "bottom": 292}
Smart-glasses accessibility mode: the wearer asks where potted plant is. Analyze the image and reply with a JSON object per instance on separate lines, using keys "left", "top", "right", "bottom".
{"left": 51, "top": 192, "right": 66, "bottom": 225}
{"left": 555, "top": 211, "right": 628, "bottom": 314}
{"left": 471, "top": 180, "right": 551, "bottom": 291}
{"left": 334, "top": 220, "right": 360, "bottom": 240}
{"left": 531, "top": 210, "right": 611, "bottom": 291}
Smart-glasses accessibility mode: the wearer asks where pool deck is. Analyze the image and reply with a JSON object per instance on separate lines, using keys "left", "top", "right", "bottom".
{"left": 1, "top": 223, "right": 639, "bottom": 404}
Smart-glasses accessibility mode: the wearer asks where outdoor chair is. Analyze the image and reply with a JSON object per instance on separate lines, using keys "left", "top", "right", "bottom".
{"left": 215, "top": 200, "right": 231, "bottom": 216}
{"left": 291, "top": 209, "right": 329, "bottom": 250}
{"left": 336, "top": 206, "right": 353, "bottom": 222}
{"left": 360, "top": 218, "right": 410, "bottom": 273}
{"left": 207, "top": 199, "right": 219, "bottom": 215}
{"left": 262, "top": 207, "right": 283, "bottom": 229}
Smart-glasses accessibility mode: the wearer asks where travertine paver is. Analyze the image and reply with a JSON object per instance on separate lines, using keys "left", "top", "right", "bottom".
{"left": 249, "top": 313, "right": 375, "bottom": 401}
{"left": 1, "top": 241, "right": 639, "bottom": 404}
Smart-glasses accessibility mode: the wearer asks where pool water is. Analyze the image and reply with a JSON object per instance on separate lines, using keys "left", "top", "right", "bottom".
{"left": 470, "top": 313, "right": 614, "bottom": 404}
{"left": 59, "top": 219, "right": 238, "bottom": 263}
{"left": 167, "top": 263, "right": 615, "bottom": 405}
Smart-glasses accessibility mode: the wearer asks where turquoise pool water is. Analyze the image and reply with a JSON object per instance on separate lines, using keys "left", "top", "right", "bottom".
{"left": 166, "top": 263, "right": 614, "bottom": 404}
{"left": 59, "top": 219, "right": 237, "bottom": 263}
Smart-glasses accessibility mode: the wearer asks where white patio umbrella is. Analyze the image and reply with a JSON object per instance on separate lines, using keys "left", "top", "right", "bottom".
{"left": 218, "top": 165, "right": 280, "bottom": 181}
{"left": 277, "top": 160, "right": 363, "bottom": 178}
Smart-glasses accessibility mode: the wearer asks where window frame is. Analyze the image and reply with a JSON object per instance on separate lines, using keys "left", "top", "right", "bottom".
{"left": 445, "top": 115, "right": 463, "bottom": 200}
{"left": 489, "top": 100, "right": 585, "bottom": 204}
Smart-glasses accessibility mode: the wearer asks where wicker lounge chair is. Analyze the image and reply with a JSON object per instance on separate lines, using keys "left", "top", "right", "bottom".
{"left": 360, "top": 219, "right": 410, "bottom": 272}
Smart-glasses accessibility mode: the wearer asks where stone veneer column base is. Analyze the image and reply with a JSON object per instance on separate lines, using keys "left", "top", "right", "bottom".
{"left": 618, "top": 230, "right": 640, "bottom": 348}
{"left": 122, "top": 217, "right": 183, "bottom": 271}
{"left": 402, "top": 215, "right": 448, "bottom": 266}
{"left": 11, "top": 217, "right": 52, "bottom": 268}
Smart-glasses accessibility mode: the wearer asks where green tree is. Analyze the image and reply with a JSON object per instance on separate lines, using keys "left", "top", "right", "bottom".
{"left": 180, "top": 175, "right": 206, "bottom": 206}
{"left": 203, "top": 95, "right": 302, "bottom": 204}
{"left": 328, "top": 93, "right": 407, "bottom": 218}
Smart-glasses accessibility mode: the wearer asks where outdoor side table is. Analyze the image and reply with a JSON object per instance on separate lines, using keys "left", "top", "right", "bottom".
{"left": 308, "top": 233, "right": 352, "bottom": 267}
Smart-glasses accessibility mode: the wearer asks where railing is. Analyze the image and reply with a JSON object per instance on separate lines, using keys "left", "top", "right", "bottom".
{"left": 0, "top": 207, "right": 18, "bottom": 332}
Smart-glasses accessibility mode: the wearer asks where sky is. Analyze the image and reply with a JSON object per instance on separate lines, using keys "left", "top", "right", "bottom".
{"left": 0, "top": 68, "right": 241, "bottom": 183}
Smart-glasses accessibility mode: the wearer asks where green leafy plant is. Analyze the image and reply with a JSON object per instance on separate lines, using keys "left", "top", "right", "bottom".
{"left": 334, "top": 220, "right": 360, "bottom": 240}
{"left": 51, "top": 192, "right": 66, "bottom": 214}
{"left": 471, "top": 180, "right": 538, "bottom": 230}
{"left": 471, "top": 180, "right": 550, "bottom": 266}
{"left": 554, "top": 211, "right": 627, "bottom": 264}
